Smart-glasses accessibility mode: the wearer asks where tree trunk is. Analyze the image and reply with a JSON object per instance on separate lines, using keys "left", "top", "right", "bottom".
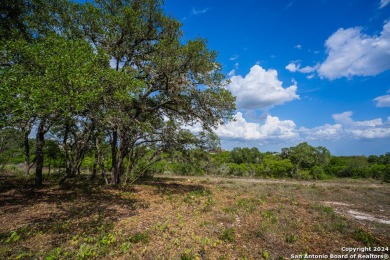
{"left": 48, "top": 158, "right": 51, "bottom": 175}
{"left": 111, "top": 130, "right": 118, "bottom": 172}
{"left": 23, "top": 130, "right": 30, "bottom": 175}
{"left": 35, "top": 120, "right": 46, "bottom": 186}
{"left": 112, "top": 149, "right": 126, "bottom": 185}
{"left": 91, "top": 151, "right": 98, "bottom": 180}
{"left": 63, "top": 122, "right": 72, "bottom": 176}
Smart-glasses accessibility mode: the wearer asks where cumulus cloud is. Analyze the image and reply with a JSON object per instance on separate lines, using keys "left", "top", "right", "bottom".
{"left": 299, "top": 124, "right": 343, "bottom": 141}
{"left": 227, "top": 65, "right": 299, "bottom": 109}
{"left": 379, "top": 0, "right": 390, "bottom": 8}
{"left": 215, "top": 111, "right": 389, "bottom": 142}
{"left": 331, "top": 111, "right": 390, "bottom": 139}
{"left": 317, "top": 20, "right": 390, "bottom": 79}
{"left": 288, "top": 20, "right": 390, "bottom": 79}
{"left": 332, "top": 111, "right": 383, "bottom": 127}
{"left": 373, "top": 90, "right": 390, "bottom": 107}
{"left": 347, "top": 128, "right": 390, "bottom": 139}
{"left": 215, "top": 112, "right": 297, "bottom": 141}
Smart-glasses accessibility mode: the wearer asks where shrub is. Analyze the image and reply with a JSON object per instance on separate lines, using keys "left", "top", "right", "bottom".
{"left": 383, "top": 165, "right": 390, "bottom": 183}
{"left": 219, "top": 227, "right": 235, "bottom": 242}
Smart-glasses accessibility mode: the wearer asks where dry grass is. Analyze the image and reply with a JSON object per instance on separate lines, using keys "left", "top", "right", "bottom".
{"left": 0, "top": 174, "right": 389, "bottom": 259}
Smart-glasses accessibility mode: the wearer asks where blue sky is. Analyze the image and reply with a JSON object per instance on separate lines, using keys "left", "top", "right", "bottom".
{"left": 163, "top": 0, "right": 390, "bottom": 155}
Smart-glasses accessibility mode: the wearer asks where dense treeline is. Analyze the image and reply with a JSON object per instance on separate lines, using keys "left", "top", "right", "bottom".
{"left": 0, "top": 0, "right": 235, "bottom": 185}
{"left": 158, "top": 143, "right": 390, "bottom": 182}
{"left": 1, "top": 130, "right": 389, "bottom": 183}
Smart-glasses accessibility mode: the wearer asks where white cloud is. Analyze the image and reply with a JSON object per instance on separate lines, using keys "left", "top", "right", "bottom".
{"left": 230, "top": 54, "right": 239, "bottom": 61}
{"left": 373, "top": 90, "right": 390, "bottom": 107}
{"left": 286, "top": 62, "right": 299, "bottom": 72}
{"left": 294, "top": 44, "right": 302, "bottom": 49}
{"left": 298, "top": 112, "right": 389, "bottom": 141}
{"left": 333, "top": 111, "right": 383, "bottom": 127}
{"left": 192, "top": 8, "right": 209, "bottom": 15}
{"left": 211, "top": 111, "right": 390, "bottom": 144}
{"left": 317, "top": 20, "right": 390, "bottom": 79}
{"left": 299, "top": 124, "right": 343, "bottom": 140}
{"left": 299, "top": 65, "right": 318, "bottom": 73}
{"left": 227, "top": 65, "right": 299, "bottom": 109}
{"left": 216, "top": 112, "right": 297, "bottom": 141}
{"left": 330, "top": 111, "right": 389, "bottom": 139}
{"left": 379, "top": 0, "right": 390, "bottom": 8}
{"left": 228, "top": 69, "right": 235, "bottom": 77}
{"left": 332, "top": 111, "right": 355, "bottom": 125}
{"left": 347, "top": 128, "right": 390, "bottom": 139}
{"left": 286, "top": 61, "right": 318, "bottom": 73}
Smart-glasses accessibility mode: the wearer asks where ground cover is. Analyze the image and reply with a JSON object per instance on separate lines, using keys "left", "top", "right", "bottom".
{"left": 0, "top": 175, "right": 389, "bottom": 259}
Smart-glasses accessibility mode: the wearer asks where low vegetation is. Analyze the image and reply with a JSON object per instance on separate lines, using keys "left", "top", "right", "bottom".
{"left": 0, "top": 174, "right": 389, "bottom": 259}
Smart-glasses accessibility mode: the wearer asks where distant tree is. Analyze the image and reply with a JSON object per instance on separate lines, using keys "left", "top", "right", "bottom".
{"left": 230, "top": 147, "right": 263, "bottom": 164}
{"left": 281, "top": 142, "right": 331, "bottom": 174}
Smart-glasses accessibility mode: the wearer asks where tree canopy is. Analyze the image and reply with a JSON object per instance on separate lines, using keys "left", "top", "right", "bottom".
{"left": 0, "top": 0, "right": 235, "bottom": 185}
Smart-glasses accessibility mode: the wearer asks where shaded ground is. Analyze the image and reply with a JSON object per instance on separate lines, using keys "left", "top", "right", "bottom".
{"left": 0, "top": 174, "right": 389, "bottom": 259}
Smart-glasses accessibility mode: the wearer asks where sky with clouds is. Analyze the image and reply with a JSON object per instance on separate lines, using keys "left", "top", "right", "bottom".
{"left": 164, "top": 0, "right": 390, "bottom": 155}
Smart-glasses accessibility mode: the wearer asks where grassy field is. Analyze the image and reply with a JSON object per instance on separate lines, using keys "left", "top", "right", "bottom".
{"left": 0, "top": 174, "right": 389, "bottom": 259}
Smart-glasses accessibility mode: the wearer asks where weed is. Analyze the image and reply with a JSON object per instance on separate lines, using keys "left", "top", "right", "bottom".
{"left": 205, "top": 195, "right": 215, "bottom": 208}
{"left": 120, "top": 242, "right": 132, "bottom": 253}
{"left": 99, "top": 233, "right": 116, "bottom": 246}
{"left": 285, "top": 233, "right": 299, "bottom": 243}
{"left": 219, "top": 227, "right": 235, "bottom": 242}
{"left": 183, "top": 188, "right": 212, "bottom": 205}
{"left": 129, "top": 232, "right": 149, "bottom": 244}
{"left": 235, "top": 198, "right": 258, "bottom": 213}
{"left": 154, "top": 221, "right": 169, "bottom": 233}
{"left": 259, "top": 249, "right": 270, "bottom": 259}
{"left": 181, "top": 249, "right": 196, "bottom": 260}
{"left": 254, "top": 223, "right": 269, "bottom": 239}
{"left": 262, "top": 210, "right": 278, "bottom": 224}
{"left": 77, "top": 243, "right": 98, "bottom": 258}
{"left": 44, "top": 247, "right": 63, "bottom": 260}
{"left": 354, "top": 228, "right": 378, "bottom": 246}
{"left": 5, "top": 231, "right": 20, "bottom": 243}
{"left": 171, "top": 237, "right": 181, "bottom": 246}
{"left": 15, "top": 252, "right": 33, "bottom": 259}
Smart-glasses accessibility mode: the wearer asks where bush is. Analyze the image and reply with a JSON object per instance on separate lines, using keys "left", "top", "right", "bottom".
{"left": 383, "top": 165, "right": 390, "bottom": 183}
{"left": 228, "top": 163, "right": 249, "bottom": 176}
{"left": 263, "top": 158, "right": 293, "bottom": 177}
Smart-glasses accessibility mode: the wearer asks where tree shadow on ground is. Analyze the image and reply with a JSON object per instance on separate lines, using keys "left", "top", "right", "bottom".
{"left": 0, "top": 176, "right": 140, "bottom": 250}
{"left": 136, "top": 176, "right": 209, "bottom": 196}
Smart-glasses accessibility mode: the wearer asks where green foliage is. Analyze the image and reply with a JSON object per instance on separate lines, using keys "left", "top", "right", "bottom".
{"left": 1, "top": 0, "right": 236, "bottom": 186}
{"left": 354, "top": 228, "right": 378, "bottom": 246}
{"left": 230, "top": 147, "right": 262, "bottom": 164}
{"left": 282, "top": 142, "right": 331, "bottom": 172}
{"left": 262, "top": 157, "right": 293, "bottom": 177}
{"left": 383, "top": 165, "right": 390, "bottom": 183}
{"left": 285, "top": 234, "right": 299, "bottom": 243}
{"left": 5, "top": 231, "right": 20, "bottom": 243}
{"left": 0, "top": 128, "right": 24, "bottom": 169}
{"left": 128, "top": 232, "right": 149, "bottom": 244}
{"left": 219, "top": 227, "right": 235, "bottom": 242}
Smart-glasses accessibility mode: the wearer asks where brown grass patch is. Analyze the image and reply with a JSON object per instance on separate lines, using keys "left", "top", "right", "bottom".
{"left": 0, "top": 175, "right": 389, "bottom": 259}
